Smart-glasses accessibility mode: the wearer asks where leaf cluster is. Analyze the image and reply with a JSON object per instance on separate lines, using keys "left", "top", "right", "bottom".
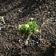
{"left": 18, "top": 21, "right": 38, "bottom": 35}
{"left": 27, "top": 21, "right": 38, "bottom": 34}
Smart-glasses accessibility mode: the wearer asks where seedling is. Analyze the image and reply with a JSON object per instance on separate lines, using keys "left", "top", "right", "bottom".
{"left": 18, "top": 18, "right": 39, "bottom": 36}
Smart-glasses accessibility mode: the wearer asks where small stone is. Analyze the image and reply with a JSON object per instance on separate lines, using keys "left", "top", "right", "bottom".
{"left": 19, "top": 40, "right": 20, "bottom": 42}
{"left": 48, "top": 12, "right": 50, "bottom": 14}
{"left": 36, "top": 42, "right": 38, "bottom": 44}
{"left": 25, "top": 40, "right": 28, "bottom": 45}
{"left": 4, "top": 8, "right": 7, "bottom": 11}
{"left": 0, "top": 27, "right": 1, "bottom": 30}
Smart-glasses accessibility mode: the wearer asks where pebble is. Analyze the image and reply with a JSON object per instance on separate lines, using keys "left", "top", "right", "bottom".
{"left": 0, "top": 27, "right": 1, "bottom": 30}
{"left": 25, "top": 40, "right": 28, "bottom": 45}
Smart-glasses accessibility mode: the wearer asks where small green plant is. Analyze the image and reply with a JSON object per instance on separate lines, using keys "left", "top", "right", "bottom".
{"left": 18, "top": 18, "right": 39, "bottom": 36}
